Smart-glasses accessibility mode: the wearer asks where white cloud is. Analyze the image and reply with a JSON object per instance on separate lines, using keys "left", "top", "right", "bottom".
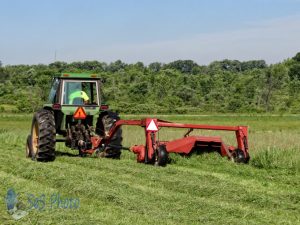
{"left": 82, "top": 15, "right": 300, "bottom": 65}
{"left": 2, "top": 15, "right": 300, "bottom": 65}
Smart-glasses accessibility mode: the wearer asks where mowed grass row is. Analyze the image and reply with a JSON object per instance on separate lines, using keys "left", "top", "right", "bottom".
{"left": 0, "top": 114, "right": 299, "bottom": 225}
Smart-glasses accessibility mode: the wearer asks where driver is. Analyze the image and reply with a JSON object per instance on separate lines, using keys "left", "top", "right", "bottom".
{"left": 68, "top": 90, "right": 89, "bottom": 105}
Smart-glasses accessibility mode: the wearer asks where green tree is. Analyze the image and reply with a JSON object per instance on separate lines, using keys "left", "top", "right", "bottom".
{"left": 261, "top": 64, "right": 288, "bottom": 111}
{"left": 107, "top": 60, "right": 126, "bottom": 72}
{"left": 148, "top": 62, "right": 162, "bottom": 73}
{"left": 165, "top": 60, "right": 198, "bottom": 73}
{"left": 292, "top": 52, "right": 300, "bottom": 62}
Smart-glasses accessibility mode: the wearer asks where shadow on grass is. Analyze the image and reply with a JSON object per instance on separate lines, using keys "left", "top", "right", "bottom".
{"left": 55, "top": 150, "right": 79, "bottom": 157}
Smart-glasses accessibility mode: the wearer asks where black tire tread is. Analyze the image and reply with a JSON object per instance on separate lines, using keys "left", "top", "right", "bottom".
{"left": 155, "top": 145, "right": 169, "bottom": 166}
{"left": 31, "top": 109, "right": 56, "bottom": 162}
{"left": 96, "top": 111, "right": 122, "bottom": 159}
{"left": 232, "top": 149, "right": 249, "bottom": 164}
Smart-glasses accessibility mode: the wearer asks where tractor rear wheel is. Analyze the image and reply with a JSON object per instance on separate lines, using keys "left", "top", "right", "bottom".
{"left": 29, "top": 109, "right": 56, "bottom": 162}
{"left": 96, "top": 111, "right": 123, "bottom": 159}
{"left": 26, "top": 135, "right": 32, "bottom": 158}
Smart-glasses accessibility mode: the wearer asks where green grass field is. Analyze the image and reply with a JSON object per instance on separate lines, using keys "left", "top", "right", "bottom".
{"left": 0, "top": 114, "right": 299, "bottom": 224}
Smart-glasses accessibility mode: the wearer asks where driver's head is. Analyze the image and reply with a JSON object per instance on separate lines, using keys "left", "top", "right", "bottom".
{"left": 80, "top": 91, "right": 89, "bottom": 104}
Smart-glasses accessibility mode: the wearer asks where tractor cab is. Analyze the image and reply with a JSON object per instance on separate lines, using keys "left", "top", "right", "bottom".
{"left": 48, "top": 73, "right": 102, "bottom": 107}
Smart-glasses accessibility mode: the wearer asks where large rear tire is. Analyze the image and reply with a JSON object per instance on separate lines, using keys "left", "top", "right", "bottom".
{"left": 29, "top": 109, "right": 56, "bottom": 162}
{"left": 96, "top": 111, "right": 122, "bottom": 159}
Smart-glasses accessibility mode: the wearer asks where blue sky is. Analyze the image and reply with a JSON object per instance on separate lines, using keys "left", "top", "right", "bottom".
{"left": 1, "top": 0, "right": 300, "bottom": 65}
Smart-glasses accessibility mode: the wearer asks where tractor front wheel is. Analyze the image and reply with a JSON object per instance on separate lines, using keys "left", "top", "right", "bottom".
{"left": 28, "top": 109, "right": 56, "bottom": 162}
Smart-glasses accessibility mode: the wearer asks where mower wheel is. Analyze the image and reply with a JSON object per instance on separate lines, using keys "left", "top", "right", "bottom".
{"left": 26, "top": 135, "right": 32, "bottom": 158}
{"left": 232, "top": 149, "right": 249, "bottom": 164}
{"left": 96, "top": 111, "right": 123, "bottom": 159}
{"left": 155, "top": 145, "right": 169, "bottom": 167}
{"left": 30, "top": 109, "right": 56, "bottom": 162}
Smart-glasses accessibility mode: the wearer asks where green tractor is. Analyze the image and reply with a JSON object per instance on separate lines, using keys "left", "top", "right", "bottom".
{"left": 26, "top": 73, "right": 122, "bottom": 162}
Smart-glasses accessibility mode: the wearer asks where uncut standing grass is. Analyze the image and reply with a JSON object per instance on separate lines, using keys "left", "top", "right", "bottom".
{"left": 0, "top": 114, "right": 299, "bottom": 224}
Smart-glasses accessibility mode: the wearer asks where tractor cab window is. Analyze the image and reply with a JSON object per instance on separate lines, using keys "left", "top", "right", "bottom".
{"left": 48, "top": 78, "right": 60, "bottom": 103}
{"left": 62, "top": 81, "right": 99, "bottom": 105}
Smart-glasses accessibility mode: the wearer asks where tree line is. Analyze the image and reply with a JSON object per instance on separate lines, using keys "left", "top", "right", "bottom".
{"left": 1, "top": 52, "right": 300, "bottom": 114}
